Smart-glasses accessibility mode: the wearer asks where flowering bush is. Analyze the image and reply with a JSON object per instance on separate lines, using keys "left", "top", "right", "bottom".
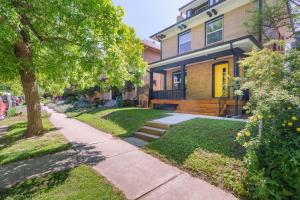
{"left": 237, "top": 46, "right": 300, "bottom": 199}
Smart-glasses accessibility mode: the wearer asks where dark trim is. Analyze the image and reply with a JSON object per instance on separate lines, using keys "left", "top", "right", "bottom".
{"left": 212, "top": 61, "right": 229, "bottom": 98}
{"left": 151, "top": 48, "right": 243, "bottom": 73}
{"left": 178, "top": 29, "right": 192, "bottom": 55}
{"left": 171, "top": 69, "right": 187, "bottom": 90}
{"left": 205, "top": 15, "right": 224, "bottom": 46}
{"left": 150, "top": 0, "right": 226, "bottom": 39}
{"left": 179, "top": 0, "right": 199, "bottom": 11}
{"left": 150, "top": 35, "right": 261, "bottom": 66}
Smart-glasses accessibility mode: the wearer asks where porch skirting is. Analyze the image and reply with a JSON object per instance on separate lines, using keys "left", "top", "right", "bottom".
{"left": 150, "top": 99, "right": 246, "bottom": 117}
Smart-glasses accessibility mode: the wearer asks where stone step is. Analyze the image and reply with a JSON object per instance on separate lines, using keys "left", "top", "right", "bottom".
{"left": 134, "top": 132, "right": 160, "bottom": 142}
{"left": 146, "top": 121, "right": 171, "bottom": 129}
{"left": 138, "top": 126, "right": 166, "bottom": 136}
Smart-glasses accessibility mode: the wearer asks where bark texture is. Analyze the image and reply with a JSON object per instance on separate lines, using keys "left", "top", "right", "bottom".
{"left": 15, "top": 39, "right": 43, "bottom": 137}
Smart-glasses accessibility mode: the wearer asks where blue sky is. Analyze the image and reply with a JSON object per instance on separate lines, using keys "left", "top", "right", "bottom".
{"left": 113, "top": 0, "right": 191, "bottom": 39}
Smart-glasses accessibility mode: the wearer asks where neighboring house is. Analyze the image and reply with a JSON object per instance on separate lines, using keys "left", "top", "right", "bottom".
{"left": 148, "top": 0, "right": 293, "bottom": 116}
{"left": 98, "top": 40, "right": 162, "bottom": 105}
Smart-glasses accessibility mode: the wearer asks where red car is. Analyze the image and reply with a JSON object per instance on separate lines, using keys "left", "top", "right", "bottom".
{"left": 0, "top": 97, "right": 8, "bottom": 120}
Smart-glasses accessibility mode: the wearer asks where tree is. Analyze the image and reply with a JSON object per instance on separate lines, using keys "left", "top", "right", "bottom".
{"left": 0, "top": 0, "right": 146, "bottom": 137}
{"left": 235, "top": 1, "right": 300, "bottom": 199}
{"left": 245, "top": 0, "right": 300, "bottom": 41}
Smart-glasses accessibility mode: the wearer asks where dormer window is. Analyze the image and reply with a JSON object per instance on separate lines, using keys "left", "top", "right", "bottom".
{"left": 178, "top": 31, "right": 191, "bottom": 54}
{"left": 186, "top": 9, "right": 194, "bottom": 18}
{"left": 209, "top": 0, "right": 221, "bottom": 6}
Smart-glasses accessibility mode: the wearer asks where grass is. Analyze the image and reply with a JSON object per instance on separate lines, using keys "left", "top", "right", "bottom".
{"left": 145, "top": 118, "right": 246, "bottom": 197}
{"left": 0, "top": 165, "right": 126, "bottom": 200}
{"left": 68, "top": 107, "right": 167, "bottom": 137}
{"left": 0, "top": 114, "right": 71, "bottom": 165}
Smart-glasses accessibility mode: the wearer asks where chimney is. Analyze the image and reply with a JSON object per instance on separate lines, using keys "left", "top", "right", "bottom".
{"left": 177, "top": 13, "right": 185, "bottom": 22}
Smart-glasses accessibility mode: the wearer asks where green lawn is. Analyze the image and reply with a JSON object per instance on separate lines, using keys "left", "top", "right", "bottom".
{"left": 0, "top": 165, "right": 126, "bottom": 200}
{"left": 0, "top": 114, "right": 71, "bottom": 165}
{"left": 68, "top": 107, "right": 167, "bottom": 137}
{"left": 145, "top": 118, "right": 246, "bottom": 197}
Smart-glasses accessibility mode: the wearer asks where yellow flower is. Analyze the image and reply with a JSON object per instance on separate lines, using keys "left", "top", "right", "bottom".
{"left": 282, "top": 123, "right": 286, "bottom": 127}
{"left": 297, "top": 128, "right": 300, "bottom": 133}
{"left": 268, "top": 115, "right": 272, "bottom": 119}
{"left": 292, "top": 116, "right": 298, "bottom": 121}
{"left": 257, "top": 115, "right": 263, "bottom": 120}
{"left": 288, "top": 122, "right": 293, "bottom": 127}
{"left": 245, "top": 131, "right": 251, "bottom": 137}
{"left": 288, "top": 107, "right": 292, "bottom": 110}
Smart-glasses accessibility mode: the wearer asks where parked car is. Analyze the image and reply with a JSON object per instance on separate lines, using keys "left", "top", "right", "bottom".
{"left": 0, "top": 97, "right": 8, "bottom": 120}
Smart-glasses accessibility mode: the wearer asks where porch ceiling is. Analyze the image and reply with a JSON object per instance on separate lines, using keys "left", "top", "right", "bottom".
{"left": 149, "top": 35, "right": 261, "bottom": 72}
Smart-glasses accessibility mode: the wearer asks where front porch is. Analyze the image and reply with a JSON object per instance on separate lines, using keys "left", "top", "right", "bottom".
{"left": 148, "top": 36, "right": 259, "bottom": 116}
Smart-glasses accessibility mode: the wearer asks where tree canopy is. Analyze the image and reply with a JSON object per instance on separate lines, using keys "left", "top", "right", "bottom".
{"left": 0, "top": 0, "right": 147, "bottom": 136}
{"left": 0, "top": 0, "right": 146, "bottom": 95}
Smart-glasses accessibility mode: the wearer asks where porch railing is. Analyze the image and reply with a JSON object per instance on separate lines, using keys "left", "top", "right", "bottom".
{"left": 151, "top": 90, "right": 184, "bottom": 100}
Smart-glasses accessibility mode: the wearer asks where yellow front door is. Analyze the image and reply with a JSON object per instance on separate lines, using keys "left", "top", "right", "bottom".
{"left": 214, "top": 63, "right": 229, "bottom": 98}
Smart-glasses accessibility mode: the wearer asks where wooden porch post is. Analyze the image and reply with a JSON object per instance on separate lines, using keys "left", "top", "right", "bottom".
{"left": 163, "top": 71, "right": 167, "bottom": 91}
{"left": 233, "top": 55, "right": 240, "bottom": 115}
{"left": 181, "top": 64, "right": 186, "bottom": 99}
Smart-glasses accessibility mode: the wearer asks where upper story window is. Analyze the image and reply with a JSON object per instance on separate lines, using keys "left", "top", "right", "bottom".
{"left": 209, "top": 0, "right": 221, "bottom": 6}
{"left": 206, "top": 16, "right": 224, "bottom": 45}
{"left": 178, "top": 31, "right": 191, "bottom": 54}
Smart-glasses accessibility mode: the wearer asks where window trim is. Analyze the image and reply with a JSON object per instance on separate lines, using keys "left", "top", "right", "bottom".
{"left": 205, "top": 16, "right": 224, "bottom": 46}
{"left": 178, "top": 30, "right": 192, "bottom": 55}
{"left": 172, "top": 70, "right": 187, "bottom": 90}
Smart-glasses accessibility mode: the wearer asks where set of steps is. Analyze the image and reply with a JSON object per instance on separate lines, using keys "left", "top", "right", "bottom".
{"left": 134, "top": 121, "right": 171, "bottom": 142}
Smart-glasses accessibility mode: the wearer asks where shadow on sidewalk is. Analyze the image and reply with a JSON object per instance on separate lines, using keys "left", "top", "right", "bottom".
{"left": 0, "top": 142, "right": 105, "bottom": 189}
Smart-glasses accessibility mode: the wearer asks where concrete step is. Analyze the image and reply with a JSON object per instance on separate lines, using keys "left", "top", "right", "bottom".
{"left": 138, "top": 126, "right": 166, "bottom": 136}
{"left": 146, "top": 121, "right": 171, "bottom": 129}
{"left": 134, "top": 132, "right": 160, "bottom": 142}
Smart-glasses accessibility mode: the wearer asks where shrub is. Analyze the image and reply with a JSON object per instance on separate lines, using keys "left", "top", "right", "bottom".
{"left": 237, "top": 47, "right": 300, "bottom": 199}
{"left": 7, "top": 107, "right": 17, "bottom": 118}
{"left": 54, "top": 104, "right": 73, "bottom": 113}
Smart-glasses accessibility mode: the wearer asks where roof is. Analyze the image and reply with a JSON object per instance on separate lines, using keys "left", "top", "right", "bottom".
{"left": 142, "top": 39, "right": 160, "bottom": 51}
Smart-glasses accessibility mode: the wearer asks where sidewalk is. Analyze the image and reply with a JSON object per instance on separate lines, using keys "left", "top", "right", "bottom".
{"left": 45, "top": 107, "right": 238, "bottom": 200}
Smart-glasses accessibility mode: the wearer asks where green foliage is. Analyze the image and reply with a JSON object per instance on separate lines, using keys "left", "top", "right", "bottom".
{"left": 68, "top": 107, "right": 167, "bottom": 137}
{"left": 6, "top": 107, "right": 17, "bottom": 118}
{"left": 0, "top": 165, "right": 126, "bottom": 200}
{"left": 245, "top": 0, "right": 296, "bottom": 40}
{"left": 146, "top": 119, "right": 246, "bottom": 197}
{"left": 238, "top": 47, "right": 300, "bottom": 199}
{"left": 0, "top": 0, "right": 146, "bottom": 95}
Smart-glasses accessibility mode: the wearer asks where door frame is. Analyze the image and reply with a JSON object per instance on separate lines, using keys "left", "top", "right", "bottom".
{"left": 212, "top": 61, "right": 229, "bottom": 98}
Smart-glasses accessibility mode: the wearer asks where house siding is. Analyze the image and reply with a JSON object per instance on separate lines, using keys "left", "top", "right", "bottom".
{"left": 165, "top": 57, "right": 235, "bottom": 99}
{"left": 161, "top": 2, "right": 256, "bottom": 59}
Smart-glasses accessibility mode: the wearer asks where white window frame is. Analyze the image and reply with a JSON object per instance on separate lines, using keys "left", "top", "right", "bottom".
{"left": 206, "top": 16, "right": 224, "bottom": 45}
{"left": 178, "top": 31, "right": 191, "bottom": 54}
{"left": 209, "top": 0, "right": 220, "bottom": 6}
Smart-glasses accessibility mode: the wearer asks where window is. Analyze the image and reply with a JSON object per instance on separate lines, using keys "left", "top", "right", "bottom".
{"left": 178, "top": 31, "right": 191, "bottom": 54}
{"left": 186, "top": 9, "right": 193, "bottom": 18}
{"left": 206, "top": 17, "right": 224, "bottom": 45}
{"left": 209, "top": 0, "right": 220, "bottom": 6}
{"left": 172, "top": 71, "right": 187, "bottom": 90}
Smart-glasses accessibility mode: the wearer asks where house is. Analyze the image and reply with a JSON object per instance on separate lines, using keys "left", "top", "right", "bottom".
{"left": 98, "top": 40, "right": 162, "bottom": 105}
{"left": 148, "top": 0, "right": 293, "bottom": 116}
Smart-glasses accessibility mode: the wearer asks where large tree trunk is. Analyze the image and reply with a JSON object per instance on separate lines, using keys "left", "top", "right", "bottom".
{"left": 15, "top": 40, "right": 44, "bottom": 137}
